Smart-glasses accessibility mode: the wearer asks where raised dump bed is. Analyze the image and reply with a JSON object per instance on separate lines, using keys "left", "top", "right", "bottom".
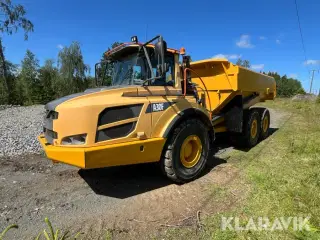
{"left": 190, "top": 58, "right": 276, "bottom": 114}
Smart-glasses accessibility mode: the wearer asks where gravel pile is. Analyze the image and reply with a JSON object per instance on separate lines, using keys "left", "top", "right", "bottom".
{"left": 0, "top": 105, "right": 45, "bottom": 157}
{"left": 0, "top": 105, "right": 20, "bottom": 111}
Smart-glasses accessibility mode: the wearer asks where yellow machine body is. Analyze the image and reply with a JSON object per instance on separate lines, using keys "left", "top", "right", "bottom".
{"left": 39, "top": 83, "right": 209, "bottom": 168}
{"left": 190, "top": 58, "right": 276, "bottom": 114}
{"left": 39, "top": 44, "right": 275, "bottom": 170}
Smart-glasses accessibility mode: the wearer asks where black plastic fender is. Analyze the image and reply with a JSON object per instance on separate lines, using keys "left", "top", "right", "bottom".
{"left": 162, "top": 108, "right": 214, "bottom": 141}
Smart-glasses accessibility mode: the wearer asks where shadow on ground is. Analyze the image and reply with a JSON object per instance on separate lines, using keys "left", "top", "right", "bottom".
{"left": 78, "top": 128, "right": 278, "bottom": 199}
{"left": 79, "top": 154, "right": 227, "bottom": 199}
{"left": 215, "top": 127, "right": 279, "bottom": 153}
{"left": 79, "top": 163, "right": 171, "bottom": 199}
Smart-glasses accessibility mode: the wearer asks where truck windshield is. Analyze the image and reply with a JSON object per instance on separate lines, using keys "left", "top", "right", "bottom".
{"left": 111, "top": 53, "right": 145, "bottom": 86}
{"left": 96, "top": 47, "right": 175, "bottom": 87}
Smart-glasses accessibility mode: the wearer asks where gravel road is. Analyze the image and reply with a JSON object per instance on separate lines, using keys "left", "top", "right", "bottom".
{"left": 0, "top": 106, "right": 290, "bottom": 239}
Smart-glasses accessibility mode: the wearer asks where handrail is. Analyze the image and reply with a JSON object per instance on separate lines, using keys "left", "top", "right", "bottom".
{"left": 183, "top": 68, "right": 212, "bottom": 112}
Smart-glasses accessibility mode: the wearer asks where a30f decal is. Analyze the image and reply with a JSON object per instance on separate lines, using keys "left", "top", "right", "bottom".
{"left": 146, "top": 102, "right": 175, "bottom": 113}
{"left": 152, "top": 103, "right": 164, "bottom": 112}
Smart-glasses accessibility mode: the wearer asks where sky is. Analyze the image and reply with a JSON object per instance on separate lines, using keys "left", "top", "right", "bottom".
{"left": 3, "top": 0, "right": 320, "bottom": 92}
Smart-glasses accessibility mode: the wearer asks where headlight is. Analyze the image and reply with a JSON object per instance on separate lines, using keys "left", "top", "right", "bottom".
{"left": 61, "top": 134, "right": 87, "bottom": 145}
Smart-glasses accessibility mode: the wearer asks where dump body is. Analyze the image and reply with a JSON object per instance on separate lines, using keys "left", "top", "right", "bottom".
{"left": 190, "top": 58, "right": 276, "bottom": 114}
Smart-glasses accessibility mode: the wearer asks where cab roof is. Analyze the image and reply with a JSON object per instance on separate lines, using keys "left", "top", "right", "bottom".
{"left": 104, "top": 42, "right": 179, "bottom": 57}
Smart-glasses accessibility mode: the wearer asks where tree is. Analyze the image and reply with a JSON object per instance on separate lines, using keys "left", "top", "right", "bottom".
{"left": 110, "top": 42, "right": 121, "bottom": 50}
{"left": 38, "top": 59, "right": 58, "bottom": 102}
{"left": 17, "top": 49, "right": 39, "bottom": 104}
{"left": 236, "top": 59, "right": 251, "bottom": 68}
{"left": 0, "top": 0, "right": 34, "bottom": 96}
{"left": 96, "top": 53, "right": 112, "bottom": 86}
{"left": 242, "top": 60, "right": 250, "bottom": 68}
{"left": 0, "top": 76, "right": 7, "bottom": 103}
{"left": 0, "top": 59, "right": 17, "bottom": 104}
{"left": 267, "top": 72, "right": 305, "bottom": 97}
{"left": 83, "top": 76, "right": 95, "bottom": 89}
{"left": 57, "top": 42, "right": 89, "bottom": 96}
{"left": 97, "top": 42, "right": 123, "bottom": 86}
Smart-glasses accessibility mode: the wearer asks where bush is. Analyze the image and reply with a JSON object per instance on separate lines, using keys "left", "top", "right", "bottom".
{"left": 266, "top": 72, "right": 306, "bottom": 97}
{"left": 0, "top": 77, "right": 8, "bottom": 105}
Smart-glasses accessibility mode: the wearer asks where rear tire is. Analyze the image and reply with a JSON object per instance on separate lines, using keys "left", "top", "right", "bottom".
{"left": 259, "top": 108, "right": 270, "bottom": 140}
{"left": 240, "top": 109, "right": 261, "bottom": 148}
{"left": 161, "top": 119, "right": 210, "bottom": 183}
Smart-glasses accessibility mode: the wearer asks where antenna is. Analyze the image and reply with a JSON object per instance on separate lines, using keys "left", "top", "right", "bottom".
{"left": 145, "top": 24, "right": 148, "bottom": 41}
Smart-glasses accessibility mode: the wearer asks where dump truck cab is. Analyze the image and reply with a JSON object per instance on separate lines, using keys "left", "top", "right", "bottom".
{"left": 95, "top": 41, "right": 180, "bottom": 88}
{"left": 39, "top": 35, "right": 276, "bottom": 183}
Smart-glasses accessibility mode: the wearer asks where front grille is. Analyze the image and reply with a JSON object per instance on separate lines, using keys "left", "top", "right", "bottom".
{"left": 43, "top": 108, "right": 59, "bottom": 144}
{"left": 96, "top": 122, "right": 137, "bottom": 142}
{"left": 45, "top": 128, "right": 58, "bottom": 139}
{"left": 44, "top": 128, "right": 58, "bottom": 144}
{"left": 97, "top": 104, "right": 143, "bottom": 126}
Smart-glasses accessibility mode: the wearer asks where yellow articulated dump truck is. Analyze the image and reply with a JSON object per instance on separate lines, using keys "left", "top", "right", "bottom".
{"left": 38, "top": 35, "right": 276, "bottom": 183}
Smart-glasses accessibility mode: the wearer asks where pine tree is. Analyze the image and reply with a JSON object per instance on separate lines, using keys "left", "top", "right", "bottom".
{"left": 39, "top": 59, "right": 58, "bottom": 102}
{"left": 17, "top": 50, "right": 39, "bottom": 105}
{"left": 236, "top": 59, "right": 250, "bottom": 68}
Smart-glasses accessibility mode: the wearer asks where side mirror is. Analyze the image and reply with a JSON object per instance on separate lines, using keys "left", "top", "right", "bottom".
{"left": 154, "top": 36, "right": 167, "bottom": 76}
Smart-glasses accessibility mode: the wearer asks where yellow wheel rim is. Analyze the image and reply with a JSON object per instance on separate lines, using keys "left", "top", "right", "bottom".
{"left": 251, "top": 119, "right": 258, "bottom": 138}
{"left": 180, "top": 135, "right": 202, "bottom": 168}
{"left": 262, "top": 116, "right": 269, "bottom": 133}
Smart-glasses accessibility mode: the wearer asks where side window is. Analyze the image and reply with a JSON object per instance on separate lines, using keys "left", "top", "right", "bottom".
{"left": 133, "top": 66, "right": 142, "bottom": 79}
{"left": 149, "top": 52, "right": 175, "bottom": 86}
{"left": 153, "top": 68, "right": 157, "bottom": 77}
{"left": 132, "top": 65, "right": 143, "bottom": 85}
{"left": 166, "top": 65, "right": 173, "bottom": 82}
{"left": 165, "top": 54, "right": 175, "bottom": 86}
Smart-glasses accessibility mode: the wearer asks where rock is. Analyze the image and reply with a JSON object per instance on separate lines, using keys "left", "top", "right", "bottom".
{"left": 291, "top": 94, "right": 317, "bottom": 102}
{"left": 0, "top": 105, "right": 45, "bottom": 157}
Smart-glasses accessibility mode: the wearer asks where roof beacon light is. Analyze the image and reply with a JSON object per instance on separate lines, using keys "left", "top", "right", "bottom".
{"left": 131, "top": 36, "right": 138, "bottom": 43}
{"left": 180, "top": 47, "right": 186, "bottom": 55}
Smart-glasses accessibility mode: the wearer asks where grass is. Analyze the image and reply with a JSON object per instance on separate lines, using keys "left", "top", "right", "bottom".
{"left": 160, "top": 98, "right": 320, "bottom": 239}
{"left": 0, "top": 218, "right": 83, "bottom": 240}
{"left": 0, "top": 225, "right": 18, "bottom": 240}
{"left": 0, "top": 218, "right": 116, "bottom": 239}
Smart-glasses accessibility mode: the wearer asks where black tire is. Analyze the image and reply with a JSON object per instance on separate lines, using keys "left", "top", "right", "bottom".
{"left": 240, "top": 109, "right": 261, "bottom": 148}
{"left": 161, "top": 118, "right": 211, "bottom": 183}
{"left": 259, "top": 108, "right": 270, "bottom": 140}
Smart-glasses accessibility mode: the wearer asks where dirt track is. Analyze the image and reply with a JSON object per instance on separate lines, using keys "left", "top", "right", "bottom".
{"left": 0, "top": 108, "right": 289, "bottom": 239}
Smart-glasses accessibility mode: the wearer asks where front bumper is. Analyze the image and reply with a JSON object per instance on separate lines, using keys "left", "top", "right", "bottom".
{"left": 38, "top": 134, "right": 166, "bottom": 169}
